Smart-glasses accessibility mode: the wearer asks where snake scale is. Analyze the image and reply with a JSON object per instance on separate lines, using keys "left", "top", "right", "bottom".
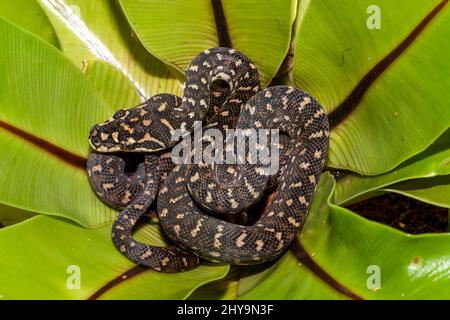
{"left": 87, "top": 47, "right": 329, "bottom": 272}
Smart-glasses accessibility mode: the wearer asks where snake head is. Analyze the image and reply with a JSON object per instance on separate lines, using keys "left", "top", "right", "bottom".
{"left": 89, "top": 108, "right": 135, "bottom": 152}
{"left": 89, "top": 95, "right": 182, "bottom": 153}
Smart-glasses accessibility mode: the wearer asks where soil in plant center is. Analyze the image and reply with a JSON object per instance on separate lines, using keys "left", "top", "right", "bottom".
{"left": 348, "top": 193, "right": 449, "bottom": 234}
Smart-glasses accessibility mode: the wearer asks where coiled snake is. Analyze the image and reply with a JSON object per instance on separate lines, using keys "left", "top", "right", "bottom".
{"left": 87, "top": 47, "right": 329, "bottom": 272}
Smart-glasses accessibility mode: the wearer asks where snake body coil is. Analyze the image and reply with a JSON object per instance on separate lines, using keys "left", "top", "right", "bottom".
{"left": 87, "top": 47, "right": 329, "bottom": 271}
{"left": 158, "top": 86, "right": 329, "bottom": 263}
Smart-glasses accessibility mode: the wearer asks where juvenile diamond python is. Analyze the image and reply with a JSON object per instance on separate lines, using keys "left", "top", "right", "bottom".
{"left": 87, "top": 47, "right": 329, "bottom": 272}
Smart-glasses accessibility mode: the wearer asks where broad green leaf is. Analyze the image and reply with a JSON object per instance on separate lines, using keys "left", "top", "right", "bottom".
{"left": 240, "top": 251, "right": 348, "bottom": 300}
{"left": 0, "top": 215, "right": 228, "bottom": 299}
{"left": 189, "top": 268, "right": 240, "bottom": 300}
{"left": 119, "top": 0, "right": 294, "bottom": 86}
{"left": 0, "top": 204, "right": 36, "bottom": 227}
{"left": 0, "top": 17, "right": 116, "bottom": 227}
{"left": 294, "top": 0, "right": 450, "bottom": 174}
{"left": 335, "top": 129, "right": 450, "bottom": 205}
{"left": 83, "top": 59, "right": 141, "bottom": 109}
{"left": 189, "top": 264, "right": 277, "bottom": 300}
{"left": 0, "top": 0, "right": 60, "bottom": 48}
{"left": 242, "top": 173, "right": 450, "bottom": 299}
{"left": 382, "top": 175, "right": 450, "bottom": 208}
{"left": 38, "top": 0, "right": 182, "bottom": 98}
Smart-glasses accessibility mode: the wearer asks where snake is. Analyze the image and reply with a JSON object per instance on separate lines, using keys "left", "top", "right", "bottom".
{"left": 87, "top": 47, "right": 261, "bottom": 272}
{"left": 158, "top": 86, "right": 329, "bottom": 264}
{"left": 87, "top": 47, "right": 329, "bottom": 270}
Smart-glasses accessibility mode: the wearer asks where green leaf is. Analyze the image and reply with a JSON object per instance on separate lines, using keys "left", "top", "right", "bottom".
{"left": 0, "top": 0, "right": 60, "bottom": 48}
{"left": 0, "top": 215, "right": 228, "bottom": 299}
{"left": 189, "top": 264, "right": 277, "bottom": 300}
{"left": 83, "top": 59, "right": 141, "bottom": 109}
{"left": 0, "top": 204, "right": 36, "bottom": 227}
{"left": 38, "top": 0, "right": 182, "bottom": 98}
{"left": 119, "top": 0, "right": 294, "bottom": 86}
{"left": 240, "top": 252, "right": 349, "bottom": 300}
{"left": 241, "top": 173, "right": 450, "bottom": 299}
{"left": 335, "top": 129, "right": 450, "bottom": 205}
{"left": 0, "top": 17, "right": 116, "bottom": 227}
{"left": 382, "top": 175, "right": 450, "bottom": 208}
{"left": 294, "top": 0, "right": 450, "bottom": 174}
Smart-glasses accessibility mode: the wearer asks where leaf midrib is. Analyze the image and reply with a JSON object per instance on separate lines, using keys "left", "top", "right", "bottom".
{"left": 211, "top": 0, "right": 232, "bottom": 48}
{"left": 0, "top": 119, "right": 86, "bottom": 171}
{"left": 290, "top": 239, "right": 364, "bottom": 300}
{"left": 327, "top": 0, "right": 449, "bottom": 129}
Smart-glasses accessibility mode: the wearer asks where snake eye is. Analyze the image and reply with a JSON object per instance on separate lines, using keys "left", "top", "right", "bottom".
{"left": 113, "top": 109, "right": 127, "bottom": 119}
{"left": 89, "top": 134, "right": 102, "bottom": 148}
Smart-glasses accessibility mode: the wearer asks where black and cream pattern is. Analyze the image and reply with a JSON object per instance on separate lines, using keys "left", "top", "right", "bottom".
{"left": 87, "top": 47, "right": 329, "bottom": 272}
